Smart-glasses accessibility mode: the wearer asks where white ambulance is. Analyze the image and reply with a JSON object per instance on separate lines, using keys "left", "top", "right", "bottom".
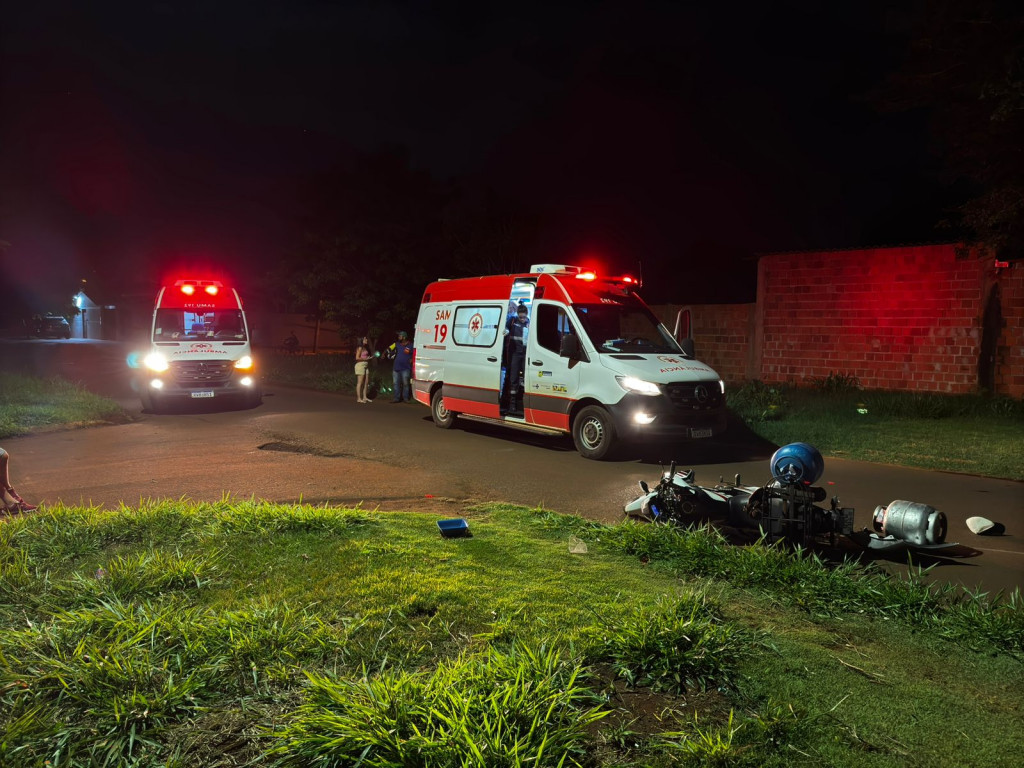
{"left": 139, "top": 278, "right": 261, "bottom": 412}
{"left": 412, "top": 264, "right": 726, "bottom": 459}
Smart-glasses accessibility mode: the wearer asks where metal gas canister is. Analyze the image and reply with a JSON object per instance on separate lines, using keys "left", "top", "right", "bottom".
{"left": 872, "top": 500, "right": 947, "bottom": 546}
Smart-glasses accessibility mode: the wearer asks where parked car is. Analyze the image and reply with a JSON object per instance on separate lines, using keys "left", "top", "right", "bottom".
{"left": 27, "top": 314, "right": 72, "bottom": 339}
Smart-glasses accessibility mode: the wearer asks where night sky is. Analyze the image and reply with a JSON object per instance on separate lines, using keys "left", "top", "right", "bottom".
{"left": 1, "top": 1, "right": 957, "bottom": 310}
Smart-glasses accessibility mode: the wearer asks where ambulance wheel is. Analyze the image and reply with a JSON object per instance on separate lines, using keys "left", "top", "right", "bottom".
{"left": 431, "top": 389, "right": 458, "bottom": 429}
{"left": 572, "top": 405, "right": 617, "bottom": 460}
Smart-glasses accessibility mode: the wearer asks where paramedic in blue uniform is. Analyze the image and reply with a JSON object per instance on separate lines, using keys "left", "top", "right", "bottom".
{"left": 500, "top": 303, "right": 530, "bottom": 416}
{"left": 387, "top": 330, "right": 414, "bottom": 403}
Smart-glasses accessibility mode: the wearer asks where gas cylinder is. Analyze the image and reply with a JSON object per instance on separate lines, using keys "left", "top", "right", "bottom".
{"left": 769, "top": 443, "right": 825, "bottom": 486}
{"left": 872, "top": 500, "right": 947, "bottom": 546}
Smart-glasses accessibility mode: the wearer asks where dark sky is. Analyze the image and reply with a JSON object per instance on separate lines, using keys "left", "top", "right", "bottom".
{"left": 0, "top": 1, "right": 955, "bottom": 308}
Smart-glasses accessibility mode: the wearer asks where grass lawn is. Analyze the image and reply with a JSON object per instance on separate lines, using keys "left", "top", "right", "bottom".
{"left": 728, "top": 380, "right": 1024, "bottom": 481}
{"left": 1, "top": 501, "right": 1021, "bottom": 767}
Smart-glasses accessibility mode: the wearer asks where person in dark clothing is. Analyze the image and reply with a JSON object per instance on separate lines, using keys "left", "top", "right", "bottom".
{"left": 500, "top": 303, "right": 530, "bottom": 416}
{"left": 386, "top": 330, "right": 414, "bottom": 402}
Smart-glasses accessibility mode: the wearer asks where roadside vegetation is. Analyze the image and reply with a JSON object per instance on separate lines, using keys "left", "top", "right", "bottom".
{"left": 728, "top": 373, "right": 1024, "bottom": 481}
{"left": 1, "top": 500, "right": 1021, "bottom": 767}
{"left": 0, "top": 373, "right": 130, "bottom": 439}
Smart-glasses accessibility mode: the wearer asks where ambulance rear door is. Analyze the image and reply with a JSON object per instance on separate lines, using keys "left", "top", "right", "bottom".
{"left": 523, "top": 300, "right": 586, "bottom": 432}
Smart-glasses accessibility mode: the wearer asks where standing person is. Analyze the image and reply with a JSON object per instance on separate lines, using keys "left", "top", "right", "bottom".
{"left": 386, "top": 330, "right": 414, "bottom": 403}
{"left": 1, "top": 446, "right": 38, "bottom": 514}
{"left": 500, "top": 303, "right": 530, "bottom": 417}
{"left": 354, "top": 335, "right": 373, "bottom": 403}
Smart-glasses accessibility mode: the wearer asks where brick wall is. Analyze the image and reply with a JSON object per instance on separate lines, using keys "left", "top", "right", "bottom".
{"left": 651, "top": 244, "right": 1023, "bottom": 398}
{"left": 651, "top": 303, "right": 757, "bottom": 384}
{"left": 999, "top": 261, "right": 1024, "bottom": 397}
{"left": 757, "top": 244, "right": 1023, "bottom": 397}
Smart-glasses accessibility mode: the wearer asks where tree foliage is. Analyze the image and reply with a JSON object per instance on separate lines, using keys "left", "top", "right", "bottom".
{"left": 885, "top": 0, "right": 1024, "bottom": 256}
{"left": 269, "top": 147, "right": 546, "bottom": 348}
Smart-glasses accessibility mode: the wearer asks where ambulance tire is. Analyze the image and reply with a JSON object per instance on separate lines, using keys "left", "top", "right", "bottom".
{"left": 431, "top": 388, "right": 458, "bottom": 429}
{"left": 572, "top": 405, "right": 618, "bottom": 460}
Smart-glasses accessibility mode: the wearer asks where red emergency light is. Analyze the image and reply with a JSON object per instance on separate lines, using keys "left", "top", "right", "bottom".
{"left": 575, "top": 271, "right": 597, "bottom": 281}
{"left": 176, "top": 280, "right": 222, "bottom": 297}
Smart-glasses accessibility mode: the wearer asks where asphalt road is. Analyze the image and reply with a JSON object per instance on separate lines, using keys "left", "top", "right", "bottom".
{"left": 3, "top": 338, "right": 1022, "bottom": 595}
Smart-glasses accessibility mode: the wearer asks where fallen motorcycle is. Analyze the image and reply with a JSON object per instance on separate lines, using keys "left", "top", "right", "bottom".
{"left": 624, "top": 442, "right": 958, "bottom": 551}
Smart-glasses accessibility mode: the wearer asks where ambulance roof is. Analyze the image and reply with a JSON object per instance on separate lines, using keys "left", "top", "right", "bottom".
{"left": 422, "top": 268, "right": 642, "bottom": 306}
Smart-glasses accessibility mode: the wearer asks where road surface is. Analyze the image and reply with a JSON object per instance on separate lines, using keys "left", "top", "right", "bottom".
{"left": 3, "top": 338, "right": 1022, "bottom": 594}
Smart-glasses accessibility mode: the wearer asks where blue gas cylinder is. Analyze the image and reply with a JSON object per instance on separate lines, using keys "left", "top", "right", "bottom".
{"left": 770, "top": 442, "right": 824, "bottom": 485}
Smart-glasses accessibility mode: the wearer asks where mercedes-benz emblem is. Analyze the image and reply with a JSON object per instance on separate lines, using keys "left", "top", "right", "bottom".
{"left": 694, "top": 384, "right": 708, "bottom": 403}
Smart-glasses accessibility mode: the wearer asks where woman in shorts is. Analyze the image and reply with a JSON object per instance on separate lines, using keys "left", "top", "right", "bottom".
{"left": 354, "top": 335, "right": 373, "bottom": 403}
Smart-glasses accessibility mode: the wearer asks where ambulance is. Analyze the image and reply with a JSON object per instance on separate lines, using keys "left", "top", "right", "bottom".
{"left": 139, "top": 278, "right": 261, "bottom": 412}
{"left": 412, "top": 264, "right": 726, "bottom": 459}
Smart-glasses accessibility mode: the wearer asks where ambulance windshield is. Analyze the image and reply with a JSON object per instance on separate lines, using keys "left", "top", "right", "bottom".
{"left": 154, "top": 309, "right": 247, "bottom": 341}
{"left": 574, "top": 304, "right": 685, "bottom": 355}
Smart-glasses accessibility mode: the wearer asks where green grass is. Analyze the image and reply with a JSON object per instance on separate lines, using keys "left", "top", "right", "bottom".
{"left": 729, "top": 378, "right": 1024, "bottom": 480}
{"left": 1, "top": 500, "right": 1021, "bottom": 767}
{"left": 0, "top": 373, "right": 130, "bottom": 439}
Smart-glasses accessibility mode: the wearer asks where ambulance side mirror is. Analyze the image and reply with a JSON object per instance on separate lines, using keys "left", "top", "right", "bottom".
{"left": 559, "top": 334, "right": 581, "bottom": 359}
{"left": 680, "top": 337, "right": 695, "bottom": 357}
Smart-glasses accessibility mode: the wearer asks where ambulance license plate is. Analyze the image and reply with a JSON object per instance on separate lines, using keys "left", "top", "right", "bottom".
{"left": 191, "top": 391, "right": 215, "bottom": 399}
{"left": 691, "top": 428, "right": 712, "bottom": 439}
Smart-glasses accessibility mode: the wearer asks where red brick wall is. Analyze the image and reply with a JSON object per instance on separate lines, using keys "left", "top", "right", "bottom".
{"left": 652, "top": 303, "right": 757, "bottom": 384}
{"left": 757, "top": 245, "right": 1024, "bottom": 397}
{"left": 999, "top": 262, "right": 1024, "bottom": 397}
{"left": 651, "top": 245, "right": 1023, "bottom": 398}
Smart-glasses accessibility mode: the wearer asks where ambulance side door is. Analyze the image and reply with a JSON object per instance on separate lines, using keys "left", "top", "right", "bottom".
{"left": 444, "top": 303, "right": 505, "bottom": 418}
{"left": 524, "top": 302, "right": 585, "bottom": 432}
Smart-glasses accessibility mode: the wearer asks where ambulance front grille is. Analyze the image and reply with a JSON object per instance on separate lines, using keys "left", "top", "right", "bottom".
{"left": 663, "top": 381, "right": 723, "bottom": 411}
{"left": 171, "top": 360, "right": 234, "bottom": 385}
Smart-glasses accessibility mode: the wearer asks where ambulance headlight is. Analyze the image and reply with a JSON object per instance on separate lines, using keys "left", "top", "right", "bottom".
{"left": 616, "top": 376, "right": 661, "bottom": 396}
{"left": 234, "top": 355, "right": 254, "bottom": 371}
{"left": 144, "top": 352, "right": 169, "bottom": 372}
{"left": 719, "top": 379, "right": 725, "bottom": 394}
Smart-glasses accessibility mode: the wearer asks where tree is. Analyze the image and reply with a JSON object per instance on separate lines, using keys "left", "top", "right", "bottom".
{"left": 883, "top": 0, "right": 1024, "bottom": 256}
{"left": 282, "top": 147, "right": 453, "bottom": 346}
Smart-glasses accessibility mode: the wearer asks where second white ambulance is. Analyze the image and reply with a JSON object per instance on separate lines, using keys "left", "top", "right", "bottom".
{"left": 412, "top": 264, "right": 726, "bottom": 459}
{"left": 139, "top": 278, "right": 261, "bottom": 412}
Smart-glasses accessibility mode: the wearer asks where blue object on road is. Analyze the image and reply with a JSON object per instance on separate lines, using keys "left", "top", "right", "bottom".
{"left": 770, "top": 442, "right": 825, "bottom": 486}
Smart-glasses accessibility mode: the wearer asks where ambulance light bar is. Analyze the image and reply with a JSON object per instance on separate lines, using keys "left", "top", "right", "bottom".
{"left": 174, "top": 279, "right": 223, "bottom": 297}
{"left": 530, "top": 264, "right": 583, "bottom": 275}
{"left": 527, "top": 264, "right": 640, "bottom": 288}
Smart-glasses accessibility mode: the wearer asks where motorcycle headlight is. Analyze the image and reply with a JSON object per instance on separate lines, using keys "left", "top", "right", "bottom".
{"left": 234, "top": 355, "right": 254, "bottom": 370}
{"left": 144, "top": 352, "right": 169, "bottom": 372}
{"left": 616, "top": 375, "right": 660, "bottom": 396}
